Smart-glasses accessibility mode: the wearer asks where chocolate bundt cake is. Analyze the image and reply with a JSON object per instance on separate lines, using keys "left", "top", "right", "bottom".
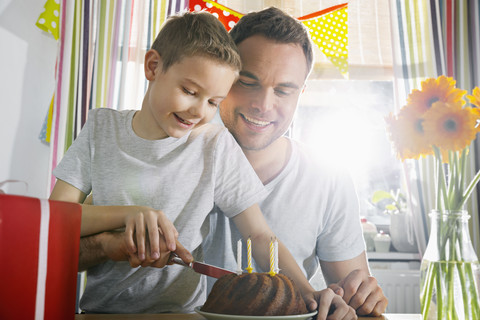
{"left": 201, "top": 273, "right": 308, "bottom": 316}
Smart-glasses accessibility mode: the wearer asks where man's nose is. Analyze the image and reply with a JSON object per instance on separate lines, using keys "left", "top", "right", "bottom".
{"left": 250, "top": 89, "right": 274, "bottom": 112}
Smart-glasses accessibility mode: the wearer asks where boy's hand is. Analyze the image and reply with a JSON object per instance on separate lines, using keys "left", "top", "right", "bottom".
{"left": 124, "top": 207, "right": 178, "bottom": 261}
{"left": 131, "top": 236, "right": 193, "bottom": 268}
{"left": 304, "top": 288, "right": 357, "bottom": 320}
{"left": 328, "top": 269, "right": 387, "bottom": 316}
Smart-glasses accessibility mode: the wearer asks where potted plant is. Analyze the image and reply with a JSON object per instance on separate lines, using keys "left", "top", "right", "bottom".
{"left": 372, "top": 189, "right": 418, "bottom": 253}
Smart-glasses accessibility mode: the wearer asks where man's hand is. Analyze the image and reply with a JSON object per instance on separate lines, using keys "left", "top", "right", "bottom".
{"left": 328, "top": 269, "right": 387, "bottom": 316}
{"left": 79, "top": 231, "right": 192, "bottom": 271}
{"left": 304, "top": 288, "right": 357, "bottom": 320}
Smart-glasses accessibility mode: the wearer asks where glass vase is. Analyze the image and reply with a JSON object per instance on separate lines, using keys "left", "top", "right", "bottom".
{"left": 420, "top": 210, "right": 480, "bottom": 319}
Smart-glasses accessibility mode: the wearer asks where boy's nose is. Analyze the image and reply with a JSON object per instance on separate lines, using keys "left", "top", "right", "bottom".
{"left": 188, "top": 101, "right": 207, "bottom": 119}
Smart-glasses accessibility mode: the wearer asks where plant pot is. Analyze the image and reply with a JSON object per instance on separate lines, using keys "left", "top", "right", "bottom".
{"left": 390, "top": 211, "right": 418, "bottom": 253}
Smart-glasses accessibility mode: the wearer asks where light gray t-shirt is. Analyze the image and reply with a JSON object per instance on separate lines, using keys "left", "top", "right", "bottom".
{"left": 53, "top": 108, "right": 266, "bottom": 313}
{"left": 203, "top": 139, "right": 365, "bottom": 291}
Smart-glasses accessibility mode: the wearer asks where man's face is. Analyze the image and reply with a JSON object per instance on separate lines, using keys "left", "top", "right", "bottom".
{"left": 220, "top": 35, "right": 308, "bottom": 151}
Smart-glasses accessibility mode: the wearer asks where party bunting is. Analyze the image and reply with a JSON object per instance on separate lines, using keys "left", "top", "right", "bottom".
{"left": 36, "top": 0, "right": 61, "bottom": 40}
{"left": 36, "top": 0, "right": 61, "bottom": 144}
{"left": 189, "top": 0, "right": 242, "bottom": 31}
{"left": 189, "top": 1, "right": 348, "bottom": 78}
{"left": 299, "top": 3, "right": 348, "bottom": 78}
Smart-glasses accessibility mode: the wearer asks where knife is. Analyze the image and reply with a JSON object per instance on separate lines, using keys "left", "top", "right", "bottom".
{"left": 171, "top": 256, "right": 235, "bottom": 278}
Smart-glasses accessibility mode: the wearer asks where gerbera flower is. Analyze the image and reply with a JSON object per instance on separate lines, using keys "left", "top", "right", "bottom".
{"left": 407, "top": 75, "right": 467, "bottom": 114}
{"left": 385, "top": 105, "right": 432, "bottom": 160}
{"left": 423, "top": 101, "right": 478, "bottom": 152}
{"left": 467, "top": 87, "right": 480, "bottom": 107}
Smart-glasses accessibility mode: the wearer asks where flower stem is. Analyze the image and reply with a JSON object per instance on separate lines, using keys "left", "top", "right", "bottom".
{"left": 434, "top": 146, "right": 449, "bottom": 210}
{"left": 421, "top": 262, "right": 435, "bottom": 318}
{"left": 435, "top": 263, "right": 444, "bottom": 319}
{"left": 465, "top": 262, "right": 480, "bottom": 317}
{"left": 456, "top": 261, "right": 471, "bottom": 319}
{"left": 460, "top": 168, "right": 480, "bottom": 208}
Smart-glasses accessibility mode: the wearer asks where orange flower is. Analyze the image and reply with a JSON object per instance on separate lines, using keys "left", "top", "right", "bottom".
{"left": 423, "top": 101, "right": 478, "bottom": 152}
{"left": 467, "top": 87, "right": 480, "bottom": 107}
{"left": 407, "top": 75, "right": 467, "bottom": 114}
{"left": 385, "top": 105, "right": 432, "bottom": 160}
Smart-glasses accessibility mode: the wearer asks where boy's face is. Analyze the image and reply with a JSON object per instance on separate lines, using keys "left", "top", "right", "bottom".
{"left": 219, "top": 35, "right": 308, "bottom": 151}
{"left": 144, "top": 51, "right": 237, "bottom": 139}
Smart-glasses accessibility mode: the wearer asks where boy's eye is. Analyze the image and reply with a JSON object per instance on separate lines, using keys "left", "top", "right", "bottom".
{"left": 183, "top": 87, "right": 195, "bottom": 95}
{"left": 208, "top": 100, "right": 220, "bottom": 108}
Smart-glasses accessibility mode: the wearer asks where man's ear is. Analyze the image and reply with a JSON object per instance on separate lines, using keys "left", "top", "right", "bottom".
{"left": 144, "top": 49, "right": 162, "bottom": 80}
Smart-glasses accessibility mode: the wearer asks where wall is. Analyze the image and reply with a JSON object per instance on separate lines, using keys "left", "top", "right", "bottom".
{"left": 0, "top": 0, "right": 57, "bottom": 198}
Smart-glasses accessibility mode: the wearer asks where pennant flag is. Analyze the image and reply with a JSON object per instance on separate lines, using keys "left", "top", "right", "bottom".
{"left": 190, "top": 1, "right": 348, "bottom": 78}
{"left": 189, "top": 0, "right": 243, "bottom": 31}
{"left": 299, "top": 3, "right": 349, "bottom": 78}
{"left": 36, "top": 0, "right": 61, "bottom": 40}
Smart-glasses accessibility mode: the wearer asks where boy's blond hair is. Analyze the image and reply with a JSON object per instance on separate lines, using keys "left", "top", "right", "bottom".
{"left": 151, "top": 11, "right": 241, "bottom": 73}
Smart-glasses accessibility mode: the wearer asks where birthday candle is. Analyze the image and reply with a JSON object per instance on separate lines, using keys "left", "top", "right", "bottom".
{"left": 269, "top": 239, "right": 276, "bottom": 276}
{"left": 246, "top": 237, "right": 253, "bottom": 273}
{"left": 274, "top": 238, "right": 279, "bottom": 273}
{"left": 236, "top": 239, "right": 242, "bottom": 274}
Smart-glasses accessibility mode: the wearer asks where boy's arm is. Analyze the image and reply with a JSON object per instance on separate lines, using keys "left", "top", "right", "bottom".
{"left": 50, "top": 179, "right": 179, "bottom": 262}
{"left": 232, "top": 205, "right": 356, "bottom": 318}
{"left": 231, "top": 204, "right": 317, "bottom": 311}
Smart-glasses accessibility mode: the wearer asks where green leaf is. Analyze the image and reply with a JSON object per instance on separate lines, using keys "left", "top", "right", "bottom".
{"left": 372, "top": 190, "right": 394, "bottom": 203}
{"left": 385, "top": 204, "right": 398, "bottom": 211}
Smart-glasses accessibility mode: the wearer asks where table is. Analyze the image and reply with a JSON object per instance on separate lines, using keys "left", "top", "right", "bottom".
{"left": 75, "top": 314, "right": 422, "bottom": 320}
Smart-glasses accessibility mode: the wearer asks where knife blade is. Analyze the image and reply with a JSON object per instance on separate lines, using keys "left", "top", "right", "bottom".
{"left": 171, "top": 256, "right": 235, "bottom": 278}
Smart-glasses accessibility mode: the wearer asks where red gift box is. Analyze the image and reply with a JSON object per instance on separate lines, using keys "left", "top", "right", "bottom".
{"left": 0, "top": 194, "right": 82, "bottom": 319}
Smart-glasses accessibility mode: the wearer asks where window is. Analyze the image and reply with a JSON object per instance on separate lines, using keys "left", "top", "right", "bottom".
{"left": 293, "top": 79, "right": 400, "bottom": 226}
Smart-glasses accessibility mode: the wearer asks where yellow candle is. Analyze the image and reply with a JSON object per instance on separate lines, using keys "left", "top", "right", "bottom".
{"left": 269, "top": 239, "right": 276, "bottom": 276}
{"left": 236, "top": 239, "right": 242, "bottom": 274}
{"left": 274, "top": 238, "right": 279, "bottom": 274}
{"left": 246, "top": 237, "right": 253, "bottom": 273}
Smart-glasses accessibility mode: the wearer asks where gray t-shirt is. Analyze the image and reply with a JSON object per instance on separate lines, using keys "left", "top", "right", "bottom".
{"left": 53, "top": 108, "right": 266, "bottom": 313}
{"left": 203, "top": 139, "right": 365, "bottom": 291}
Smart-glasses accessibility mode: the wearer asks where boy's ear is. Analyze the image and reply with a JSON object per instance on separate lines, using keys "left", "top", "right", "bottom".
{"left": 144, "top": 49, "right": 162, "bottom": 80}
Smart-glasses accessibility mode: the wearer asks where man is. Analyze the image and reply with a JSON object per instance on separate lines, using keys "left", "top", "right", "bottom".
{"left": 203, "top": 7, "right": 388, "bottom": 316}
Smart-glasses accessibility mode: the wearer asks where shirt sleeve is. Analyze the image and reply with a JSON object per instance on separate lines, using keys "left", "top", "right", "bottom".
{"left": 316, "top": 170, "right": 366, "bottom": 262}
{"left": 212, "top": 130, "right": 267, "bottom": 217}
{"left": 52, "top": 112, "right": 94, "bottom": 195}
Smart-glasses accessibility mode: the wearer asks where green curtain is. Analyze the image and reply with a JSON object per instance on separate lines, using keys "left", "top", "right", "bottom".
{"left": 389, "top": 0, "right": 480, "bottom": 255}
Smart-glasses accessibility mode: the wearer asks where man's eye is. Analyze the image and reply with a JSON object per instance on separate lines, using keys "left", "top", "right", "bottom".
{"left": 274, "top": 89, "right": 288, "bottom": 96}
{"left": 238, "top": 80, "right": 258, "bottom": 88}
{"left": 183, "top": 87, "right": 195, "bottom": 95}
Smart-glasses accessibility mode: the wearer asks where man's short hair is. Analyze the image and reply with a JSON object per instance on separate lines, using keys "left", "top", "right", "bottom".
{"left": 230, "top": 7, "right": 314, "bottom": 76}
{"left": 151, "top": 11, "right": 241, "bottom": 73}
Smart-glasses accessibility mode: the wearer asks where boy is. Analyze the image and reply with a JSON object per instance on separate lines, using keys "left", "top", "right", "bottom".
{"left": 49, "top": 11, "right": 350, "bottom": 316}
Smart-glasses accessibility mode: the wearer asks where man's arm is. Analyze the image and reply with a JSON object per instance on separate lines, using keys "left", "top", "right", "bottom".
{"left": 320, "top": 252, "right": 388, "bottom": 316}
{"left": 78, "top": 232, "right": 127, "bottom": 271}
{"left": 78, "top": 231, "right": 193, "bottom": 271}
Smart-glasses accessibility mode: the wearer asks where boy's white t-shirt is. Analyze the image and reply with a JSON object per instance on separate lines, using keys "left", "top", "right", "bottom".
{"left": 53, "top": 108, "right": 266, "bottom": 313}
{"left": 203, "top": 139, "right": 365, "bottom": 291}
